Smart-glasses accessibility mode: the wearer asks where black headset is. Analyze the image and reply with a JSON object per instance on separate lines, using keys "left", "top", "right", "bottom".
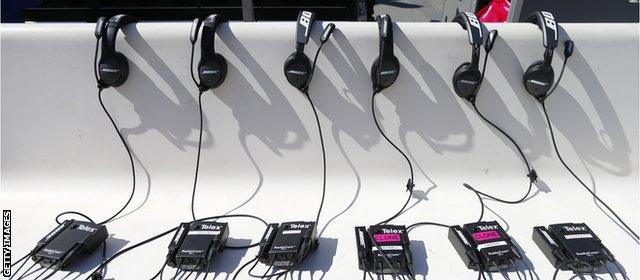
{"left": 451, "top": 12, "right": 485, "bottom": 102}
{"left": 284, "top": 11, "right": 317, "bottom": 92}
{"left": 370, "top": 14, "right": 399, "bottom": 94}
{"left": 522, "top": 11, "right": 559, "bottom": 100}
{"left": 96, "top": 14, "right": 136, "bottom": 88}
{"left": 190, "top": 14, "right": 228, "bottom": 91}
{"left": 283, "top": 11, "right": 336, "bottom": 93}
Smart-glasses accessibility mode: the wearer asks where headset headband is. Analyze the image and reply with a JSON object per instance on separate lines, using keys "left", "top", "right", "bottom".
{"left": 377, "top": 14, "right": 394, "bottom": 60}
{"left": 201, "top": 14, "right": 227, "bottom": 58}
{"left": 526, "top": 11, "right": 558, "bottom": 49}
{"left": 102, "top": 14, "right": 136, "bottom": 56}
{"left": 454, "top": 12, "right": 484, "bottom": 68}
{"left": 453, "top": 12, "right": 484, "bottom": 46}
{"left": 295, "top": 10, "right": 316, "bottom": 52}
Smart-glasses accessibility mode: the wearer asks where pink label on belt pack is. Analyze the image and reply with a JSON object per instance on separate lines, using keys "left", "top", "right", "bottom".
{"left": 373, "top": 233, "right": 401, "bottom": 243}
{"left": 472, "top": 230, "right": 501, "bottom": 241}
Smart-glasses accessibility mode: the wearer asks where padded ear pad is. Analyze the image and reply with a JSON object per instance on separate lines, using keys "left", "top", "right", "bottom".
{"left": 522, "top": 61, "right": 554, "bottom": 99}
{"left": 452, "top": 62, "right": 481, "bottom": 101}
{"left": 283, "top": 52, "right": 312, "bottom": 90}
{"left": 370, "top": 56, "right": 400, "bottom": 92}
{"left": 98, "top": 52, "right": 129, "bottom": 87}
{"left": 198, "top": 53, "right": 227, "bottom": 90}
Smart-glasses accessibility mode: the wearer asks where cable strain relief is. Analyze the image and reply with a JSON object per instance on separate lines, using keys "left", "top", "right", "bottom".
{"left": 462, "top": 183, "right": 474, "bottom": 191}
{"left": 90, "top": 271, "right": 104, "bottom": 280}
{"left": 97, "top": 82, "right": 107, "bottom": 90}
{"left": 527, "top": 169, "right": 538, "bottom": 183}
{"left": 468, "top": 96, "right": 477, "bottom": 103}
{"left": 406, "top": 179, "right": 415, "bottom": 192}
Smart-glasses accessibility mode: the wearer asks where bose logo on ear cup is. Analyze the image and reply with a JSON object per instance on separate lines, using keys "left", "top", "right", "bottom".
{"left": 380, "top": 70, "right": 397, "bottom": 76}
{"left": 287, "top": 70, "right": 307, "bottom": 75}
{"left": 458, "top": 80, "right": 478, "bottom": 85}
{"left": 527, "top": 80, "right": 549, "bottom": 86}
{"left": 200, "top": 70, "right": 220, "bottom": 75}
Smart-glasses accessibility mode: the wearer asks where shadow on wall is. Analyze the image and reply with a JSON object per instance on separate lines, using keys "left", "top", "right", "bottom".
{"left": 547, "top": 46, "right": 632, "bottom": 176}
{"left": 498, "top": 27, "right": 631, "bottom": 176}
{"left": 118, "top": 26, "right": 207, "bottom": 152}
{"left": 219, "top": 25, "right": 309, "bottom": 156}
{"left": 488, "top": 35, "right": 552, "bottom": 161}
{"left": 310, "top": 28, "right": 380, "bottom": 151}
{"left": 393, "top": 29, "right": 475, "bottom": 155}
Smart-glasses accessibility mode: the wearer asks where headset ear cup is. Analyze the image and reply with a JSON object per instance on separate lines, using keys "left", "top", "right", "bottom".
{"left": 212, "top": 53, "right": 227, "bottom": 88}
{"left": 198, "top": 54, "right": 227, "bottom": 90}
{"left": 370, "top": 57, "right": 380, "bottom": 88}
{"left": 98, "top": 52, "right": 129, "bottom": 87}
{"left": 523, "top": 61, "right": 554, "bottom": 99}
{"left": 370, "top": 56, "right": 400, "bottom": 92}
{"left": 283, "top": 52, "right": 311, "bottom": 91}
{"left": 452, "top": 62, "right": 481, "bottom": 101}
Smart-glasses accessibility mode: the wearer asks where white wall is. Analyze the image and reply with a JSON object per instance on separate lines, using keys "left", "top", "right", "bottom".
{"left": 1, "top": 21, "right": 638, "bottom": 279}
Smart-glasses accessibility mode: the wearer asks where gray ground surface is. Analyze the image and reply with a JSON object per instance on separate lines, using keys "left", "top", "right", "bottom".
{"left": 373, "top": 0, "right": 445, "bottom": 21}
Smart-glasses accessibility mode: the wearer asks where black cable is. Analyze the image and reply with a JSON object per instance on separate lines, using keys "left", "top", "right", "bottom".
{"left": 366, "top": 95, "right": 417, "bottom": 277}
{"left": 96, "top": 88, "right": 137, "bottom": 225}
{"left": 462, "top": 183, "right": 486, "bottom": 222}
{"left": 16, "top": 261, "right": 37, "bottom": 280}
{"left": 464, "top": 49, "right": 537, "bottom": 205}
{"left": 10, "top": 251, "right": 31, "bottom": 267}
{"left": 541, "top": 58, "right": 568, "bottom": 102}
{"left": 87, "top": 214, "right": 267, "bottom": 279}
{"left": 303, "top": 41, "right": 328, "bottom": 227}
{"left": 9, "top": 255, "right": 31, "bottom": 280}
{"left": 406, "top": 222, "right": 451, "bottom": 231}
{"left": 541, "top": 102, "right": 639, "bottom": 241}
{"left": 305, "top": 94, "right": 327, "bottom": 227}
{"left": 233, "top": 257, "right": 259, "bottom": 280}
{"left": 150, "top": 261, "right": 168, "bottom": 280}
{"left": 55, "top": 211, "right": 96, "bottom": 225}
{"left": 41, "top": 265, "right": 62, "bottom": 280}
{"left": 371, "top": 93, "right": 415, "bottom": 225}
{"left": 191, "top": 89, "right": 205, "bottom": 221}
{"left": 364, "top": 230, "right": 410, "bottom": 280}
{"left": 551, "top": 260, "right": 594, "bottom": 280}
